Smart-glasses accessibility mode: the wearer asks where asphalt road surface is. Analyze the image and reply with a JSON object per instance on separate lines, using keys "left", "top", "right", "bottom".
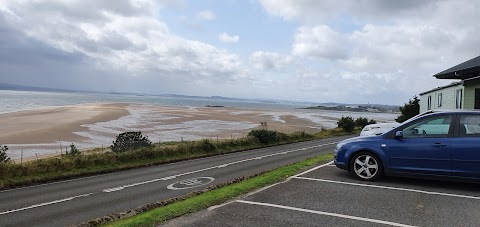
{"left": 166, "top": 160, "right": 480, "bottom": 227}
{"left": 0, "top": 136, "right": 351, "bottom": 226}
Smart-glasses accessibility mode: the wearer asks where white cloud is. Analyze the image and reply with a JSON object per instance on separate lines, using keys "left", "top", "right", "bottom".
{"left": 197, "top": 10, "right": 216, "bottom": 21}
{"left": 249, "top": 51, "right": 293, "bottom": 70}
{"left": 292, "top": 25, "right": 348, "bottom": 60}
{"left": 258, "top": 0, "right": 436, "bottom": 23}
{"left": 0, "top": 0, "right": 243, "bottom": 81}
{"left": 260, "top": 0, "right": 480, "bottom": 103}
{"left": 218, "top": 32, "right": 239, "bottom": 43}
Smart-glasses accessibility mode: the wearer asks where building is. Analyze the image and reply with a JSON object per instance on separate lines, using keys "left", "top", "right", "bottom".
{"left": 419, "top": 55, "right": 480, "bottom": 113}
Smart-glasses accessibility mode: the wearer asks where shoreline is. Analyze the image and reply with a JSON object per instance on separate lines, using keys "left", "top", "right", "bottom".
{"left": 1, "top": 102, "right": 399, "bottom": 160}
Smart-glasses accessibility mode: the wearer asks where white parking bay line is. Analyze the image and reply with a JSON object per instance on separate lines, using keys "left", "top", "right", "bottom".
{"left": 235, "top": 200, "right": 417, "bottom": 227}
{"left": 293, "top": 177, "right": 480, "bottom": 200}
{"left": 291, "top": 160, "right": 333, "bottom": 178}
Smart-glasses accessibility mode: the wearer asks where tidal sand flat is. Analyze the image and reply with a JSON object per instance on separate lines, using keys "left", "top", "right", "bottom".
{"left": 1, "top": 103, "right": 398, "bottom": 160}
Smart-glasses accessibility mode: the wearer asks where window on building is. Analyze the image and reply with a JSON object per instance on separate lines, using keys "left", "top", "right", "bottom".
{"left": 437, "top": 93, "right": 442, "bottom": 107}
{"left": 427, "top": 95, "right": 432, "bottom": 110}
{"left": 456, "top": 89, "right": 463, "bottom": 109}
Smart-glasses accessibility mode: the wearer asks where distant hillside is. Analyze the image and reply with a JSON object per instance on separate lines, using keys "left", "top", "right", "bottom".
{"left": 304, "top": 104, "right": 399, "bottom": 113}
{"left": 0, "top": 83, "right": 74, "bottom": 93}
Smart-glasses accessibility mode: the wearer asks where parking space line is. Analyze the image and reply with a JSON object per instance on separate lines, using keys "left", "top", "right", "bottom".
{"left": 235, "top": 200, "right": 417, "bottom": 227}
{"left": 291, "top": 161, "right": 333, "bottom": 178}
{"left": 293, "top": 177, "right": 480, "bottom": 200}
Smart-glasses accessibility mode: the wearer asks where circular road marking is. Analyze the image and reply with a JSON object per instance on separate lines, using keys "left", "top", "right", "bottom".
{"left": 167, "top": 177, "right": 215, "bottom": 190}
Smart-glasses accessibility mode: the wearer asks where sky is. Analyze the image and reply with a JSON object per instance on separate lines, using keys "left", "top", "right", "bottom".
{"left": 0, "top": 0, "right": 479, "bottom": 105}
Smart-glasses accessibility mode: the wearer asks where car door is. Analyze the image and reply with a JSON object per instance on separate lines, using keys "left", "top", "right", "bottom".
{"left": 386, "top": 114, "right": 454, "bottom": 176}
{"left": 452, "top": 114, "right": 480, "bottom": 178}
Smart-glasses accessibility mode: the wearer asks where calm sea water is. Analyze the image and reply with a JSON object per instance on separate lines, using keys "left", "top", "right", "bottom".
{"left": 0, "top": 90, "right": 309, "bottom": 114}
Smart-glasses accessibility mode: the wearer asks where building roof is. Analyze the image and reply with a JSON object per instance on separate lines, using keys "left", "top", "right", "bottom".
{"left": 434, "top": 55, "right": 480, "bottom": 79}
{"left": 419, "top": 81, "right": 462, "bottom": 96}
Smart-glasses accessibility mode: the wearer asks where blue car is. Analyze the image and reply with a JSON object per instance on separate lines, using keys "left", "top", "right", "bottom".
{"left": 334, "top": 110, "right": 480, "bottom": 181}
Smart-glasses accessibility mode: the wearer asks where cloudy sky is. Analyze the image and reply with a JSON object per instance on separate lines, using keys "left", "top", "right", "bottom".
{"left": 0, "top": 0, "right": 479, "bottom": 105}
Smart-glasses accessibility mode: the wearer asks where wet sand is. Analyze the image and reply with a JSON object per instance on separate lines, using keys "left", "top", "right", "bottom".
{"left": 0, "top": 103, "right": 397, "bottom": 159}
{"left": 0, "top": 103, "right": 130, "bottom": 144}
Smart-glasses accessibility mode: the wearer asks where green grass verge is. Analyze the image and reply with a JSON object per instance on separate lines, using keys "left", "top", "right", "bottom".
{"left": 105, "top": 153, "right": 333, "bottom": 227}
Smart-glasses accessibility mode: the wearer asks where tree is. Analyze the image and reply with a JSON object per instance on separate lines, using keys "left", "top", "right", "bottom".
{"left": 67, "top": 143, "right": 81, "bottom": 156}
{"left": 337, "top": 116, "right": 355, "bottom": 132}
{"left": 111, "top": 132, "right": 152, "bottom": 153}
{"left": 0, "top": 145, "right": 10, "bottom": 163}
{"left": 396, "top": 96, "right": 420, "bottom": 123}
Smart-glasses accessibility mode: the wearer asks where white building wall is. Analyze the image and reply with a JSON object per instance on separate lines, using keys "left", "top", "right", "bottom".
{"left": 419, "top": 84, "right": 463, "bottom": 113}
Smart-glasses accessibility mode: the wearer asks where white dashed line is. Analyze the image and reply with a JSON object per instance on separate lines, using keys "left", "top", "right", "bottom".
{"left": 0, "top": 193, "right": 95, "bottom": 215}
{"left": 235, "top": 200, "right": 417, "bottom": 227}
{"left": 292, "top": 177, "right": 480, "bottom": 200}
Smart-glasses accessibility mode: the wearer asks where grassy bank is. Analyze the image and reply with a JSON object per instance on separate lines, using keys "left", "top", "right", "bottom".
{"left": 102, "top": 153, "right": 333, "bottom": 226}
{"left": 0, "top": 128, "right": 354, "bottom": 189}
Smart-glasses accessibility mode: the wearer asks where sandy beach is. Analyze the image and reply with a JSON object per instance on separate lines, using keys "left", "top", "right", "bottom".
{"left": 0, "top": 103, "right": 398, "bottom": 160}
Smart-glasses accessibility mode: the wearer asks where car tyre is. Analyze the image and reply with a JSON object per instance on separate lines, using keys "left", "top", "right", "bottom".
{"left": 350, "top": 151, "right": 384, "bottom": 181}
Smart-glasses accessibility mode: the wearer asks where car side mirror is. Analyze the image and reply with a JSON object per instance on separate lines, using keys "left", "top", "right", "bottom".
{"left": 395, "top": 131, "right": 403, "bottom": 138}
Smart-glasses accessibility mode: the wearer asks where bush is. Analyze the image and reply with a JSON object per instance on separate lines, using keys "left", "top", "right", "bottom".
{"left": 67, "top": 144, "right": 81, "bottom": 156}
{"left": 337, "top": 116, "right": 355, "bottom": 132}
{"left": 355, "top": 117, "right": 377, "bottom": 128}
{"left": 0, "top": 145, "right": 10, "bottom": 163}
{"left": 248, "top": 129, "right": 279, "bottom": 144}
{"left": 111, "top": 132, "right": 152, "bottom": 153}
{"left": 354, "top": 117, "right": 369, "bottom": 128}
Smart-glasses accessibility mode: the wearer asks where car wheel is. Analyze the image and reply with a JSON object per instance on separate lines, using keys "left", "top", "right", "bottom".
{"left": 350, "top": 151, "right": 383, "bottom": 181}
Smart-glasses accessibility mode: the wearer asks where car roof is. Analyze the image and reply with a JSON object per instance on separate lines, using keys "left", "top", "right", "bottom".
{"left": 402, "top": 109, "right": 480, "bottom": 125}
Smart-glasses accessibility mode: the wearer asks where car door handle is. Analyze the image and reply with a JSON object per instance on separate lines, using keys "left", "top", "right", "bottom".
{"left": 431, "top": 143, "right": 447, "bottom": 147}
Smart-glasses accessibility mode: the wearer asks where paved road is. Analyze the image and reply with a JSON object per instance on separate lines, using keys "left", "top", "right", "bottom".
{"left": 0, "top": 136, "right": 351, "bottom": 226}
{"left": 167, "top": 160, "right": 480, "bottom": 227}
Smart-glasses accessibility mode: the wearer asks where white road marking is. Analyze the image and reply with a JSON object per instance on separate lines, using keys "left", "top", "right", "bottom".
{"left": 235, "top": 200, "right": 417, "bottom": 227}
{"left": 293, "top": 177, "right": 480, "bottom": 200}
{"left": 291, "top": 160, "right": 334, "bottom": 178}
{"left": 0, "top": 193, "right": 95, "bottom": 215}
{"left": 167, "top": 177, "right": 215, "bottom": 190}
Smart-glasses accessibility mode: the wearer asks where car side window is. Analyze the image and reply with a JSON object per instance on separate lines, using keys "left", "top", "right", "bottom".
{"left": 459, "top": 115, "right": 480, "bottom": 137}
{"left": 402, "top": 115, "right": 452, "bottom": 138}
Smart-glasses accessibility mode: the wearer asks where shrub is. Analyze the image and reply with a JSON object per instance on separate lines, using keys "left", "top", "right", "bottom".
{"left": 369, "top": 119, "right": 377, "bottom": 124}
{"left": 337, "top": 116, "right": 355, "bottom": 132}
{"left": 111, "top": 132, "right": 152, "bottom": 153}
{"left": 0, "top": 145, "right": 10, "bottom": 163}
{"left": 67, "top": 143, "right": 81, "bottom": 156}
{"left": 248, "top": 129, "right": 278, "bottom": 144}
{"left": 355, "top": 117, "right": 370, "bottom": 128}
{"left": 196, "top": 139, "right": 216, "bottom": 153}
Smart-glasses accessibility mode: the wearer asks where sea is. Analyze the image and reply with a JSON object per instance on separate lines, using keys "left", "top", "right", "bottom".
{"left": 0, "top": 90, "right": 313, "bottom": 114}
{"left": 0, "top": 90, "right": 399, "bottom": 160}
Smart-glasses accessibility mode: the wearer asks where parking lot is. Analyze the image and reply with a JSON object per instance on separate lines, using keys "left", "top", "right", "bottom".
{"left": 165, "top": 161, "right": 480, "bottom": 227}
